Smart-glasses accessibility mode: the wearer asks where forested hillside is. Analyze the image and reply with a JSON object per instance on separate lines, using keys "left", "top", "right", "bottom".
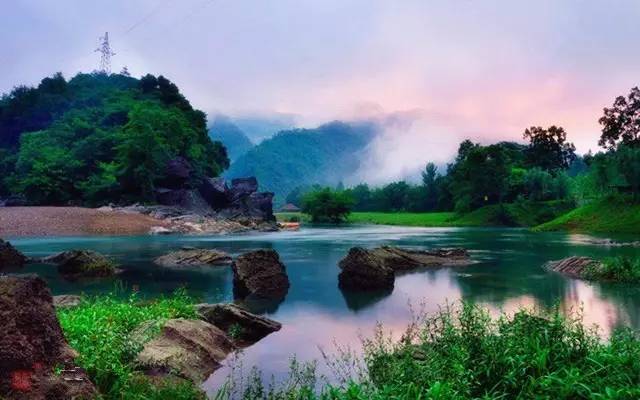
{"left": 225, "top": 121, "right": 376, "bottom": 201}
{"left": 208, "top": 116, "right": 254, "bottom": 161}
{"left": 0, "top": 72, "right": 229, "bottom": 205}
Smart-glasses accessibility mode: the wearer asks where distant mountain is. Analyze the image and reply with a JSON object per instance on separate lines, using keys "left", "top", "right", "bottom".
{"left": 225, "top": 121, "right": 377, "bottom": 201}
{"left": 231, "top": 114, "right": 295, "bottom": 143}
{"left": 208, "top": 117, "right": 254, "bottom": 162}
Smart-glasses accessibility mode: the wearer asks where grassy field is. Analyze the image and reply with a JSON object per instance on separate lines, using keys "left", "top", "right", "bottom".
{"left": 276, "top": 201, "right": 574, "bottom": 229}
{"left": 534, "top": 196, "right": 640, "bottom": 234}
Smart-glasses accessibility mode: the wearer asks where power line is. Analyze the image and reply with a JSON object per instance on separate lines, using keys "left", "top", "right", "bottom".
{"left": 124, "top": 0, "right": 173, "bottom": 34}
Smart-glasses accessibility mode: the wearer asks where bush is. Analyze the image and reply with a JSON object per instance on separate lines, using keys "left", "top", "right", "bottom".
{"left": 301, "top": 188, "right": 354, "bottom": 223}
{"left": 586, "top": 256, "right": 640, "bottom": 283}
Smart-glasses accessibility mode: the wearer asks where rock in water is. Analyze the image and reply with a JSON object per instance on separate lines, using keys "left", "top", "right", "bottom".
{"left": 338, "top": 246, "right": 472, "bottom": 291}
{"left": 195, "top": 303, "right": 281, "bottom": 344}
{"left": 544, "top": 256, "right": 602, "bottom": 279}
{"left": 0, "top": 275, "right": 96, "bottom": 399}
{"left": 0, "top": 239, "right": 28, "bottom": 270}
{"left": 154, "top": 248, "right": 232, "bottom": 267}
{"left": 338, "top": 247, "right": 395, "bottom": 291}
{"left": 232, "top": 250, "right": 290, "bottom": 300}
{"left": 42, "top": 250, "right": 118, "bottom": 278}
{"left": 135, "top": 318, "right": 235, "bottom": 384}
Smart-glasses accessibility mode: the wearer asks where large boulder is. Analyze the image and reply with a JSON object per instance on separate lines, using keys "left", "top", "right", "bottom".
{"left": 162, "top": 157, "right": 192, "bottom": 189}
{"left": 135, "top": 318, "right": 235, "bottom": 384}
{"left": 153, "top": 248, "right": 232, "bottom": 268}
{"left": 229, "top": 177, "right": 258, "bottom": 201}
{"left": 0, "top": 275, "right": 96, "bottom": 399}
{"left": 195, "top": 303, "right": 281, "bottom": 344}
{"left": 198, "top": 177, "right": 230, "bottom": 210}
{"left": 155, "top": 188, "right": 213, "bottom": 215}
{"left": 42, "top": 250, "right": 119, "bottom": 279}
{"left": 544, "top": 256, "right": 601, "bottom": 279}
{"left": 338, "top": 247, "right": 395, "bottom": 291}
{"left": 247, "top": 192, "right": 275, "bottom": 221}
{"left": 369, "top": 246, "right": 471, "bottom": 271}
{"left": 0, "top": 239, "right": 28, "bottom": 270}
{"left": 232, "top": 250, "right": 290, "bottom": 300}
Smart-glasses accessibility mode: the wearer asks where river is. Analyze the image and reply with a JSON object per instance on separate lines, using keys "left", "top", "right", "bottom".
{"left": 10, "top": 225, "right": 640, "bottom": 394}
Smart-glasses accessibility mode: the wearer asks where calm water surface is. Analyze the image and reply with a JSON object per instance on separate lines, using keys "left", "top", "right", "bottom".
{"left": 10, "top": 226, "right": 640, "bottom": 394}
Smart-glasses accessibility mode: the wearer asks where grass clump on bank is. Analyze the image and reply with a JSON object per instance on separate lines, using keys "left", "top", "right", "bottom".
{"left": 586, "top": 256, "right": 640, "bottom": 283}
{"left": 347, "top": 212, "right": 456, "bottom": 227}
{"left": 218, "top": 304, "right": 640, "bottom": 400}
{"left": 534, "top": 195, "right": 640, "bottom": 233}
{"left": 57, "top": 290, "right": 204, "bottom": 400}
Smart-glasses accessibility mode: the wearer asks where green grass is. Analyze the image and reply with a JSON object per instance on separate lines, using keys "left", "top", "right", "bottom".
{"left": 535, "top": 196, "right": 640, "bottom": 233}
{"left": 347, "top": 212, "right": 456, "bottom": 227}
{"left": 58, "top": 290, "right": 204, "bottom": 400}
{"left": 219, "top": 304, "right": 640, "bottom": 400}
{"left": 585, "top": 256, "right": 640, "bottom": 283}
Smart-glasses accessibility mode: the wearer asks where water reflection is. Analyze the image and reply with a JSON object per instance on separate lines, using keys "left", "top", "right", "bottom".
{"left": 9, "top": 225, "right": 640, "bottom": 394}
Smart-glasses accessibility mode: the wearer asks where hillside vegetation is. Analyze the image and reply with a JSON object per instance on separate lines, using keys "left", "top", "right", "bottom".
{"left": 225, "top": 121, "right": 376, "bottom": 200}
{"left": 535, "top": 196, "right": 640, "bottom": 233}
{"left": 208, "top": 116, "right": 254, "bottom": 161}
{"left": 0, "top": 72, "right": 229, "bottom": 205}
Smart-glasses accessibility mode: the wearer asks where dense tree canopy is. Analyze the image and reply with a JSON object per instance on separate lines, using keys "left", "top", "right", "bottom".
{"left": 0, "top": 72, "right": 229, "bottom": 204}
{"left": 523, "top": 126, "right": 576, "bottom": 171}
{"left": 301, "top": 188, "right": 354, "bottom": 222}
{"left": 599, "top": 87, "right": 640, "bottom": 150}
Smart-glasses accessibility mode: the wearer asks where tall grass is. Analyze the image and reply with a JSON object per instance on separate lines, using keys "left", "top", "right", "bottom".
{"left": 57, "top": 289, "right": 204, "bottom": 400}
{"left": 586, "top": 256, "right": 640, "bottom": 283}
{"left": 216, "top": 304, "right": 640, "bottom": 400}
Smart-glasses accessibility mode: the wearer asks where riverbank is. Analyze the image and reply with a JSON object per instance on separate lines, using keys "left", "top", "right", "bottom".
{"left": 0, "top": 207, "right": 169, "bottom": 237}
{"left": 534, "top": 197, "right": 640, "bottom": 234}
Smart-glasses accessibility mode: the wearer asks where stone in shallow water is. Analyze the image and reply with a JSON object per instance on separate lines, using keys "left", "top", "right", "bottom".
{"left": 153, "top": 248, "right": 232, "bottom": 267}
{"left": 232, "top": 250, "right": 290, "bottom": 300}
{"left": 42, "top": 250, "right": 119, "bottom": 278}
{"left": 135, "top": 318, "right": 236, "bottom": 384}
{"left": 195, "top": 303, "right": 281, "bottom": 344}
{"left": 544, "top": 256, "right": 602, "bottom": 279}
{"left": 53, "top": 295, "right": 82, "bottom": 308}
{"left": 0, "top": 238, "right": 28, "bottom": 270}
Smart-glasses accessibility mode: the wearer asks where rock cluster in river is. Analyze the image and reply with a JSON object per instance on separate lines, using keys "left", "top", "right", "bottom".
{"left": 232, "top": 249, "right": 290, "bottom": 300}
{"left": 338, "top": 246, "right": 472, "bottom": 290}
{"left": 0, "top": 275, "right": 96, "bottom": 399}
{"left": 543, "top": 256, "right": 602, "bottom": 279}
{"left": 195, "top": 303, "right": 282, "bottom": 344}
{"left": 42, "top": 250, "right": 120, "bottom": 279}
{"left": 153, "top": 156, "right": 275, "bottom": 223}
{"left": 0, "top": 238, "right": 28, "bottom": 270}
{"left": 153, "top": 247, "right": 232, "bottom": 267}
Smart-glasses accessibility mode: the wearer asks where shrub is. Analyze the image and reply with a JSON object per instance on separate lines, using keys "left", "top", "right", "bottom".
{"left": 302, "top": 188, "right": 354, "bottom": 223}
{"left": 586, "top": 256, "right": 640, "bottom": 283}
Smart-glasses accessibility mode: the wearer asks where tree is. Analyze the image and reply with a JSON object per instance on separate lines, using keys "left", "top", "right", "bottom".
{"left": 599, "top": 87, "right": 640, "bottom": 150}
{"left": 301, "top": 188, "right": 354, "bottom": 222}
{"left": 523, "top": 126, "right": 576, "bottom": 171}
{"left": 421, "top": 163, "right": 438, "bottom": 211}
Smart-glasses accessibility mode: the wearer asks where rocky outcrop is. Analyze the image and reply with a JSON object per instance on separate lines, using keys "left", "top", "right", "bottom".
{"left": 153, "top": 248, "right": 232, "bottom": 268}
{"left": 135, "top": 318, "right": 235, "bottom": 384}
{"left": 199, "top": 177, "right": 229, "bottom": 210}
{"left": 232, "top": 250, "right": 290, "bottom": 300}
{"left": 544, "top": 256, "right": 601, "bottom": 279}
{"left": 338, "top": 247, "right": 395, "bottom": 291}
{"left": 42, "top": 250, "right": 119, "bottom": 279}
{"left": 52, "top": 295, "right": 82, "bottom": 309}
{"left": 195, "top": 303, "right": 281, "bottom": 344}
{"left": 0, "top": 275, "right": 96, "bottom": 399}
{"left": 0, "top": 239, "right": 28, "bottom": 270}
{"left": 338, "top": 246, "right": 472, "bottom": 290}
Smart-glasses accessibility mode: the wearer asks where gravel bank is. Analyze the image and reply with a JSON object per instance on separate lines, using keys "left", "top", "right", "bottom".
{"left": 0, "top": 207, "right": 169, "bottom": 237}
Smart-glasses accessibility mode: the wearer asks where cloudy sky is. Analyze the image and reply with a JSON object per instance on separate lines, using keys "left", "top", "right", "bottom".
{"left": 3, "top": 1, "right": 640, "bottom": 180}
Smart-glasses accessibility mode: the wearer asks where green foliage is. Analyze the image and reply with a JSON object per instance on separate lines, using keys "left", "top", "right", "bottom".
{"left": 523, "top": 125, "right": 576, "bottom": 171}
{"left": 535, "top": 195, "right": 640, "bottom": 233}
{"left": 57, "top": 290, "right": 200, "bottom": 399}
{"left": 302, "top": 188, "right": 354, "bottom": 223}
{"left": 347, "top": 212, "right": 456, "bottom": 227}
{"left": 215, "top": 305, "right": 640, "bottom": 400}
{"left": 599, "top": 86, "right": 640, "bottom": 150}
{"left": 226, "top": 121, "right": 375, "bottom": 200}
{"left": 1, "top": 72, "right": 229, "bottom": 205}
{"left": 585, "top": 256, "right": 640, "bottom": 283}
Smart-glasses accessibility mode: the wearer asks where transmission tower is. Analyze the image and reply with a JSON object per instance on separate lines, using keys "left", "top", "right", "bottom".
{"left": 95, "top": 32, "right": 115, "bottom": 74}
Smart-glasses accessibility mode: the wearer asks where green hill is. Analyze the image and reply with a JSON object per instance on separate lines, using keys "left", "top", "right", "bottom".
{"left": 0, "top": 72, "right": 228, "bottom": 205}
{"left": 534, "top": 196, "right": 640, "bottom": 233}
{"left": 225, "top": 121, "right": 376, "bottom": 201}
{"left": 208, "top": 116, "right": 254, "bottom": 162}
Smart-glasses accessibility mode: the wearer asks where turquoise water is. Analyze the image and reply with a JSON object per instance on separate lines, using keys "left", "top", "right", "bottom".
{"left": 9, "top": 226, "right": 640, "bottom": 393}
